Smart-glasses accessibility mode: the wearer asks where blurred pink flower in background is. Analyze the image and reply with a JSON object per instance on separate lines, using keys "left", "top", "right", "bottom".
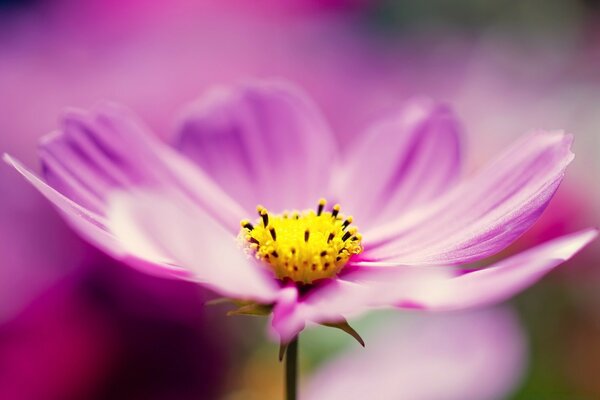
{"left": 5, "top": 80, "right": 595, "bottom": 343}
{"left": 305, "top": 308, "right": 527, "bottom": 400}
{"left": 0, "top": 269, "right": 115, "bottom": 400}
{"left": 0, "top": 254, "right": 232, "bottom": 400}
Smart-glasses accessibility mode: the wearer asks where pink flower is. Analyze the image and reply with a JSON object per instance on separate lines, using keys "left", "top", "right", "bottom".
{"left": 4, "top": 80, "right": 597, "bottom": 342}
{"left": 304, "top": 307, "right": 527, "bottom": 400}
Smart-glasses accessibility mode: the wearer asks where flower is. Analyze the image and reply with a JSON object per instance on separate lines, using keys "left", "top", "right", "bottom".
{"left": 4, "top": 80, "right": 597, "bottom": 342}
{"left": 304, "top": 307, "right": 527, "bottom": 400}
{"left": 0, "top": 258, "right": 231, "bottom": 400}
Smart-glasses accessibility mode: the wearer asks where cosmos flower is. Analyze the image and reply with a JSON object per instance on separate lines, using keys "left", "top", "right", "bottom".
{"left": 304, "top": 307, "right": 527, "bottom": 400}
{"left": 4, "top": 80, "right": 596, "bottom": 342}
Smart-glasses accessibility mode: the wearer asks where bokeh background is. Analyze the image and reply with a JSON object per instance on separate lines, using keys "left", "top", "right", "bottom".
{"left": 1, "top": 1, "right": 599, "bottom": 399}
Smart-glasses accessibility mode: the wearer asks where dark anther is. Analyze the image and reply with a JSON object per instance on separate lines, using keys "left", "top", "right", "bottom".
{"left": 304, "top": 230, "right": 310, "bottom": 242}
{"left": 320, "top": 250, "right": 327, "bottom": 257}
{"left": 336, "top": 256, "right": 342, "bottom": 261}
{"left": 342, "top": 231, "right": 352, "bottom": 241}
{"left": 327, "top": 232, "right": 335, "bottom": 243}
{"left": 291, "top": 248, "right": 296, "bottom": 254}
{"left": 331, "top": 208, "right": 339, "bottom": 219}
{"left": 269, "top": 227, "right": 277, "bottom": 240}
{"left": 293, "top": 266, "right": 299, "bottom": 271}
{"left": 342, "top": 219, "right": 351, "bottom": 229}
{"left": 271, "top": 251, "right": 279, "bottom": 258}
{"left": 243, "top": 222, "right": 254, "bottom": 230}
{"left": 249, "top": 237, "right": 260, "bottom": 245}
{"left": 317, "top": 202, "right": 325, "bottom": 216}
{"left": 261, "top": 212, "right": 269, "bottom": 227}
{"left": 324, "top": 263, "right": 330, "bottom": 269}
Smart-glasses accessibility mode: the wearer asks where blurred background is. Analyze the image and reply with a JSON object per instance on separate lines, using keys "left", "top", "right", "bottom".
{"left": 0, "top": 1, "right": 599, "bottom": 399}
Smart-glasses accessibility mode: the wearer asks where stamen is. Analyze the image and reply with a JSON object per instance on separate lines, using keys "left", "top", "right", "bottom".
{"left": 317, "top": 198, "right": 326, "bottom": 216}
{"left": 240, "top": 220, "right": 254, "bottom": 231}
{"left": 342, "top": 228, "right": 357, "bottom": 242}
{"left": 331, "top": 204, "right": 340, "bottom": 219}
{"left": 240, "top": 200, "right": 362, "bottom": 284}
{"left": 342, "top": 217, "right": 353, "bottom": 230}
{"left": 257, "top": 206, "right": 269, "bottom": 227}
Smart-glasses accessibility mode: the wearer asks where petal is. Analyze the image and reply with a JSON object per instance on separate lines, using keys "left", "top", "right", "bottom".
{"left": 4, "top": 155, "right": 191, "bottom": 280}
{"left": 4, "top": 155, "right": 119, "bottom": 254}
{"left": 274, "top": 228, "right": 596, "bottom": 336}
{"left": 270, "top": 286, "right": 302, "bottom": 342}
{"left": 402, "top": 228, "right": 598, "bottom": 311}
{"left": 333, "top": 100, "right": 462, "bottom": 229}
{"left": 107, "top": 189, "right": 280, "bottom": 302}
{"left": 271, "top": 266, "right": 453, "bottom": 340}
{"left": 38, "top": 103, "right": 245, "bottom": 233}
{"left": 304, "top": 308, "right": 526, "bottom": 400}
{"left": 174, "top": 80, "right": 338, "bottom": 214}
{"left": 362, "top": 131, "right": 575, "bottom": 265}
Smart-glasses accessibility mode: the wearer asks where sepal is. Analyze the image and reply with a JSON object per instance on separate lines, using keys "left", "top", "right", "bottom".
{"left": 320, "top": 318, "right": 365, "bottom": 347}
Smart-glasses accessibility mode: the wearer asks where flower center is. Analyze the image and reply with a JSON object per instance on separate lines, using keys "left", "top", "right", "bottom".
{"left": 240, "top": 199, "right": 362, "bottom": 284}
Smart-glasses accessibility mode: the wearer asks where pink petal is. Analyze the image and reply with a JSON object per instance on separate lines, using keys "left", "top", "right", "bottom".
{"left": 4, "top": 155, "right": 119, "bottom": 255}
{"left": 270, "top": 286, "right": 301, "bottom": 342}
{"left": 304, "top": 308, "right": 527, "bottom": 400}
{"left": 271, "top": 266, "right": 452, "bottom": 341}
{"left": 107, "top": 189, "right": 280, "bottom": 302}
{"left": 333, "top": 100, "right": 462, "bottom": 230}
{"left": 362, "top": 131, "right": 575, "bottom": 265}
{"left": 401, "top": 228, "right": 598, "bottom": 311}
{"left": 274, "top": 228, "right": 596, "bottom": 338}
{"left": 4, "top": 155, "right": 192, "bottom": 281}
{"left": 38, "top": 103, "right": 245, "bottom": 233}
{"left": 174, "top": 81, "right": 338, "bottom": 214}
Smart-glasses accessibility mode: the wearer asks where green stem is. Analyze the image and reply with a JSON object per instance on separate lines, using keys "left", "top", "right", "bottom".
{"left": 285, "top": 336, "right": 299, "bottom": 400}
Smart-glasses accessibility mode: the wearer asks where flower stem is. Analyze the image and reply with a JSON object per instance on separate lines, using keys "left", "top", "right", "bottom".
{"left": 285, "top": 336, "right": 299, "bottom": 400}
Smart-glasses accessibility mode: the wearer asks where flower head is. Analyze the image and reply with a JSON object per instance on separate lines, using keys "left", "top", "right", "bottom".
{"left": 5, "top": 80, "right": 597, "bottom": 342}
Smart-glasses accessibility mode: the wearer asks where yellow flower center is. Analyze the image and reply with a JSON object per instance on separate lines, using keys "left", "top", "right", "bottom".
{"left": 240, "top": 199, "right": 363, "bottom": 284}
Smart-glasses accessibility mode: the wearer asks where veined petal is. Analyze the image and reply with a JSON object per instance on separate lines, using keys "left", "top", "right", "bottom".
{"left": 107, "top": 189, "right": 280, "bottom": 302}
{"left": 38, "top": 103, "right": 246, "bottom": 233}
{"left": 274, "top": 229, "right": 596, "bottom": 337}
{"left": 174, "top": 80, "right": 338, "bottom": 214}
{"left": 4, "top": 155, "right": 193, "bottom": 280}
{"left": 304, "top": 308, "right": 526, "bottom": 400}
{"left": 333, "top": 100, "right": 462, "bottom": 229}
{"left": 4, "top": 155, "right": 118, "bottom": 254}
{"left": 362, "top": 131, "right": 575, "bottom": 265}
{"left": 398, "top": 228, "right": 598, "bottom": 311}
